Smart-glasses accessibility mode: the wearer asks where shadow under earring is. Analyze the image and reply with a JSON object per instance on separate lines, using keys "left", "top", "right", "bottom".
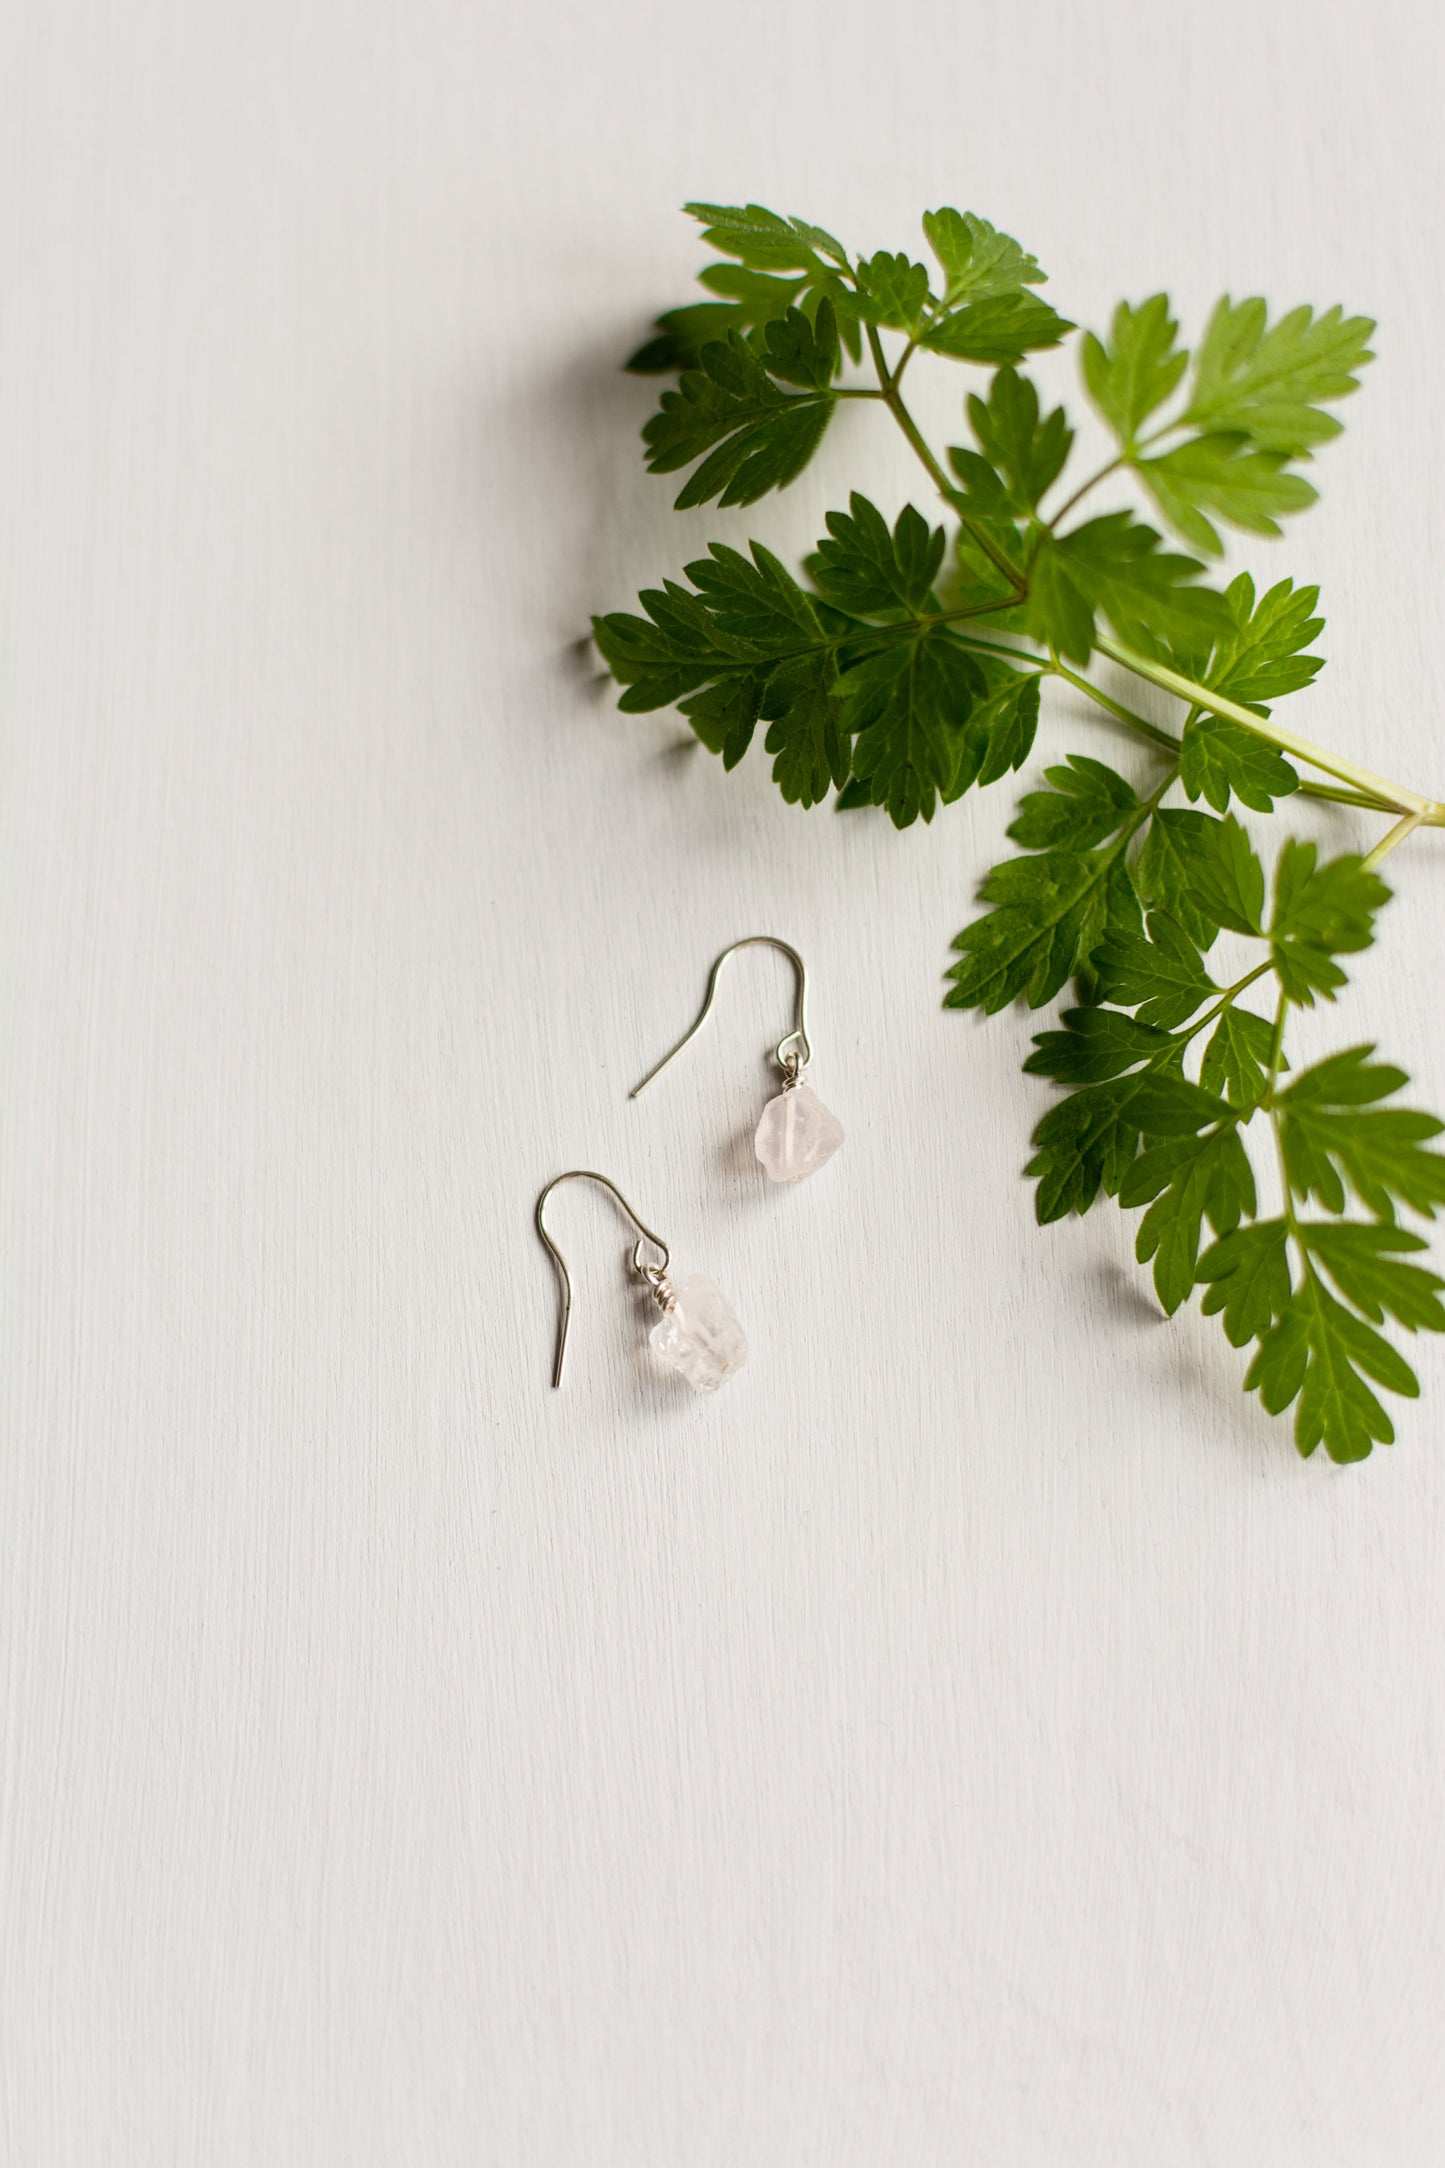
{"left": 535, "top": 1170, "right": 747, "bottom": 1394}
{"left": 631, "top": 936, "right": 844, "bottom": 1184}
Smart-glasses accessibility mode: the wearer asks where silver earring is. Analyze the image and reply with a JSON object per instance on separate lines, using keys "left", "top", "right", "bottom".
{"left": 535, "top": 1170, "right": 747, "bottom": 1395}
{"left": 631, "top": 936, "right": 844, "bottom": 1184}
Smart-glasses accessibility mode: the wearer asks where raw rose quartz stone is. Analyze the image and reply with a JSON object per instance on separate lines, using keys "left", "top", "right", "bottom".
{"left": 753, "top": 1084, "right": 844, "bottom": 1183}
{"left": 649, "top": 1274, "right": 747, "bottom": 1394}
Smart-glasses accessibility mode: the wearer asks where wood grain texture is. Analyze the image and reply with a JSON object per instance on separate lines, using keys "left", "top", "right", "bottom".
{"left": 3, "top": 0, "right": 1445, "bottom": 2159}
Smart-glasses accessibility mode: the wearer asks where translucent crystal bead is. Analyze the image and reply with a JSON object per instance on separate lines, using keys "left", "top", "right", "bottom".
{"left": 753, "top": 1083, "right": 844, "bottom": 1183}
{"left": 649, "top": 1274, "right": 747, "bottom": 1395}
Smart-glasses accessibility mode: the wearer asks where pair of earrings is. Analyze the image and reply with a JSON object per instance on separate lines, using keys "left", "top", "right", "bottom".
{"left": 535, "top": 937, "right": 844, "bottom": 1395}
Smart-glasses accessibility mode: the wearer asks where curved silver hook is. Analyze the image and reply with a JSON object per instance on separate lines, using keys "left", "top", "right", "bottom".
{"left": 534, "top": 1171, "right": 671, "bottom": 1389}
{"left": 629, "top": 936, "right": 812, "bottom": 1098}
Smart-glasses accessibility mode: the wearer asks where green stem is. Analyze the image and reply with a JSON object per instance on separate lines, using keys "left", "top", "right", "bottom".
{"left": 892, "top": 334, "right": 922, "bottom": 388}
{"left": 1046, "top": 454, "right": 1125, "bottom": 529}
{"left": 863, "top": 320, "right": 896, "bottom": 391}
{"left": 1136, "top": 417, "right": 1191, "bottom": 453}
{"left": 1137, "top": 768, "right": 1180, "bottom": 825}
{"left": 1180, "top": 961, "right": 1275, "bottom": 1049}
{"left": 1296, "top": 779, "right": 1398, "bottom": 814}
{"left": 1265, "top": 986, "right": 1289, "bottom": 1099}
{"left": 866, "top": 322, "right": 1026, "bottom": 592}
{"left": 1048, "top": 654, "right": 1180, "bottom": 753}
{"left": 1098, "top": 632, "right": 1441, "bottom": 818}
{"left": 879, "top": 372, "right": 955, "bottom": 497}
{"left": 947, "top": 599, "right": 1032, "bottom": 624}
{"left": 1262, "top": 988, "right": 1303, "bottom": 1266}
{"left": 1362, "top": 808, "right": 1425, "bottom": 870}
{"left": 855, "top": 347, "right": 1434, "bottom": 846}
{"left": 1040, "top": 655, "right": 1411, "bottom": 821}
{"left": 946, "top": 632, "right": 1051, "bottom": 670}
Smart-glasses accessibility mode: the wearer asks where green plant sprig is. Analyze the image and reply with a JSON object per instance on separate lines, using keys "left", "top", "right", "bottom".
{"left": 593, "top": 200, "right": 1445, "bottom": 1461}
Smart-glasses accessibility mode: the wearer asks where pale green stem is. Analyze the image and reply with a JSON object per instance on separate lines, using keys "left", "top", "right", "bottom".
{"left": 1097, "top": 633, "right": 1441, "bottom": 819}
{"left": 867, "top": 365, "right": 1438, "bottom": 841}
{"left": 1362, "top": 808, "right": 1425, "bottom": 871}
{"left": 1056, "top": 650, "right": 1408, "bottom": 816}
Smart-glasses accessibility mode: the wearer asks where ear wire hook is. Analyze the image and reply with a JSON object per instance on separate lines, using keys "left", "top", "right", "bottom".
{"left": 534, "top": 1171, "right": 672, "bottom": 1389}
{"left": 629, "top": 936, "right": 812, "bottom": 1098}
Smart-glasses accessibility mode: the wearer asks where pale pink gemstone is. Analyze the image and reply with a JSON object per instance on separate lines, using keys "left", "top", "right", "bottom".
{"left": 753, "top": 1084, "right": 845, "bottom": 1183}
{"left": 649, "top": 1274, "right": 747, "bottom": 1394}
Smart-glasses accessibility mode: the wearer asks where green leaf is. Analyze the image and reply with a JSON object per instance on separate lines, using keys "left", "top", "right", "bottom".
{"left": 1072, "top": 855, "right": 1144, "bottom": 1005}
{"left": 1026, "top": 515, "right": 1228, "bottom": 664}
{"left": 950, "top": 521, "right": 1033, "bottom": 614}
{"left": 632, "top": 212, "right": 865, "bottom": 370}
{"left": 627, "top": 264, "right": 811, "bottom": 372}
{"left": 1137, "top": 433, "right": 1319, "bottom": 555}
{"left": 946, "top": 839, "right": 1139, "bottom": 1015}
{"left": 1092, "top": 912, "right": 1219, "bottom": 1029}
{"left": 1270, "top": 841, "right": 1388, "bottom": 1005}
{"left": 921, "top": 294, "right": 1074, "bottom": 366}
{"left": 920, "top": 209, "right": 1046, "bottom": 303}
{"left": 855, "top": 251, "right": 932, "bottom": 333}
{"left": 947, "top": 852, "right": 1100, "bottom": 1014}
{"left": 946, "top": 666, "right": 1042, "bottom": 797}
{"left": 760, "top": 303, "right": 844, "bottom": 389}
{"left": 1025, "top": 1007, "right": 1177, "bottom": 1085}
{"left": 1136, "top": 808, "right": 1222, "bottom": 949}
{"left": 1184, "top": 296, "right": 1376, "bottom": 456}
{"left": 1248, "top": 1275, "right": 1410, "bottom": 1462}
{"left": 761, "top": 650, "right": 850, "bottom": 806}
{"left": 1081, "top": 296, "right": 1189, "bottom": 444}
{"left": 1198, "top": 1221, "right": 1292, "bottom": 1348}
{"left": 1243, "top": 1298, "right": 1311, "bottom": 1416}
{"left": 1135, "top": 572, "right": 1327, "bottom": 715}
{"left": 840, "top": 630, "right": 985, "bottom": 828}
{"left": 1276, "top": 1047, "right": 1445, "bottom": 1219}
{"left": 684, "top": 200, "right": 849, "bottom": 272}
{"left": 943, "top": 448, "right": 1016, "bottom": 522}
{"left": 1207, "top": 574, "right": 1325, "bottom": 708}
{"left": 1025, "top": 534, "right": 1097, "bottom": 662}
{"left": 628, "top": 306, "right": 760, "bottom": 376}
{"left": 593, "top": 542, "right": 845, "bottom": 790}
{"left": 685, "top": 538, "right": 828, "bottom": 646}
{"left": 592, "top": 582, "right": 725, "bottom": 713}
{"left": 1125, "top": 1123, "right": 1257, "bottom": 1314}
{"left": 948, "top": 367, "right": 1073, "bottom": 518}
{"left": 1174, "top": 813, "right": 1265, "bottom": 936}
{"left": 1179, "top": 715, "right": 1299, "bottom": 814}
{"left": 1026, "top": 1071, "right": 1229, "bottom": 1223}
{"left": 641, "top": 317, "right": 838, "bottom": 508}
{"left": 1007, "top": 755, "right": 1139, "bottom": 851}
{"left": 812, "top": 494, "right": 944, "bottom": 615}
{"left": 679, "top": 670, "right": 764, "bottom": 766}
{"left": 700, "top": 262, "right": 811, "bottom": 310}
{"left": 1319, "top": 1295, "right": 1421, "bottom": 1397}
{"left": 1132, "top": 575, "right": 1319, "bottom": 816}
{"left": 1274, "top": 1045, "right": 1408, "bottom": 1111}
{"left": 1301, "top": 1223, "right": 1445, "bottom": 1334}
{"left": 1199, "top": 1006, "right": 1278, "bottom": 1107}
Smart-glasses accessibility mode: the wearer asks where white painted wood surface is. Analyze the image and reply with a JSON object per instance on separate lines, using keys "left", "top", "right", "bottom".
{"left": 5, "top": 0, "right": 1445, "bottom": 2158}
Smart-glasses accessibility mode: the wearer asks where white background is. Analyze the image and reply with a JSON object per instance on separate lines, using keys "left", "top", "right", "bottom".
{"left": 4, "top": 0, "right": 1445, "bottom": 2160}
